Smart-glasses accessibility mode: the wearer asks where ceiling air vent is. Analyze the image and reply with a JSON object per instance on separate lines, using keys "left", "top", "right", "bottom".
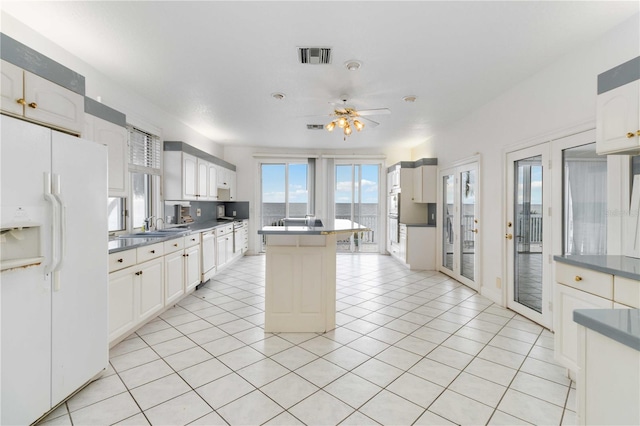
{"left": 307, "top": 124, "right": 325, "bottom": 130}
{"left": 298, "top": 47, "right": 332, "bottom": 64}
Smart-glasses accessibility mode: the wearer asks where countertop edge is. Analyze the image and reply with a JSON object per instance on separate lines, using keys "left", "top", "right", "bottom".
{"left": 573, "top": 309, "right": 640, "bottom": 352}
{"left": 554, "top": 255, "right": 640, "bottom": 281}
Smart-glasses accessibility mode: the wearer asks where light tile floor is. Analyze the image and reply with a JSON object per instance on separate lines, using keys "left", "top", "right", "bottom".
{"left": 39, "top": 254, "right": 577, "bottom": 426}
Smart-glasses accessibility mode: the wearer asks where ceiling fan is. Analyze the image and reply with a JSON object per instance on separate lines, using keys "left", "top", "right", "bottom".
{"left": 323, "top": 97, "right": 391, "bottom": 139}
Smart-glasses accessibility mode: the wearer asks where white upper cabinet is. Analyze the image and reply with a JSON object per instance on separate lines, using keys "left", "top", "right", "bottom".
{"left": 85, "top": 115, "right": 128, "bottom": 197}
{"left": 597, "top": 80, "right": 640, "bottom": 154}
{"left": 596, "top": 57, "right": 640, "bottom": 155}
{"left": 208, "top": 163, "right": 218, "bottom": 199}
{"left": 412, "top": 165, "right": 437, "bottom": 203}
{"left": 229, "top": 170, "right": 237, "bottom": 200}
{"left": 183, "top": 153, "right": 198, "bottom": 200}
{"left": 197, "top": 158, "right": 209, "bottom": 199}
{"left": 1, "top": 60, "right": 84, "bottom": 134}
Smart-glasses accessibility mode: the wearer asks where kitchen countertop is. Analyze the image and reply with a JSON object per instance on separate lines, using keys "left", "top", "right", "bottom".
{"left": 402, "top": 223, "right": 436, "bottom": 227}
{"left": 108, "top": 219, "right": 247, "bottom": 254}
{"left": 554, "top": 255, "right": 640, "bottom": 281}
{"left": 258, "top": 218, "right": 369, "bottom": 236}
{"left": 574, "top": 308, "right": 640, "bottom": 351}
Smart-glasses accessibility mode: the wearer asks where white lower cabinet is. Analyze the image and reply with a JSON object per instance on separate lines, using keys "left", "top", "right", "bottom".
{"left": 216, "top": 225, "right": 234, "bottom": 269}
{"left": 108, "top": 256, "right": 164, "bottom": 344}
{"left": 164, "top": 249, "right": 185, "bottom": 306}
{"left": 390, "top": 225, "right": 436, "bottom": 270}
{"left": 554, "top": 261, "right": 638, "bottom": 375}
{"left": 185, "top": 243, "right": 201, "bottom": 292}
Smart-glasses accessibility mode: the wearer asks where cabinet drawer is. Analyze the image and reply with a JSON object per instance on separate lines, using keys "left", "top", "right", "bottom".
{"left": 556, "top": 263, "right": 613, "bottom": 299}
{"left": 136, "top": 242, "right": 164, "bottom": 263}
{"left": 184, "top": 233, "right": 200, "bottom": 248}
{"left": 216, "top": 225, "right": 233, "bottom": 236}
{"left": 108, "top": 249, "right": 137, "bottom": 273}
{"left": 614, "top": 276, "right": 640, "bottom": 308}
{"left": 164, "top": 237, "right": 185, "bottom": 253}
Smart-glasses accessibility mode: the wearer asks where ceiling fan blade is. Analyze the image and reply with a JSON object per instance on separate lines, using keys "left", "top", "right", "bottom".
{"left": 358, "top": 116, "right": 380, "bottom": 128}
{"left": 356, "top": 108, "right": 391, "bottom": 116}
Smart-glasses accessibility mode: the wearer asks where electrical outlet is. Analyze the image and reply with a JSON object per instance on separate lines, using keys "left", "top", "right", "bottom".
{"left": 496, "top": 277, "right": 502, "bottom": 289}
{"left": 196, "top": 208, "right": 201, "bottom": 217}
{"left": 232, "top": 211, "right": 236, "bottom": 216}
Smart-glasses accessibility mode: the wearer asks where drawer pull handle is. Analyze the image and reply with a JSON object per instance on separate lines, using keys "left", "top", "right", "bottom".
{"left": 28, "top": 102, "right": 38, "bottom": 109}
{"left": 117, "top": 258, "right": 123, "bottom": 263}
{"left": 174, "top": 243, "right": 178, "bottom": 247}
{"left": 627, "top": 132, "right": 635, "bottom": 139}
{"left": 574, "top": 276, "right": 583, "bottom": 282}
{"left": 135, "top": 271, "right": 143, "bottom": 276}
{"left": 16, "top": 98, "right": 26, "bottom": 105}
{"left": 150, "top": 250, "right": 155, "bottom": 254}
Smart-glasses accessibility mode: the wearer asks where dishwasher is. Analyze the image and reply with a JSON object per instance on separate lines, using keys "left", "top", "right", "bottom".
{"left": 200, "top": 229, "right": 216, "bottom": 282}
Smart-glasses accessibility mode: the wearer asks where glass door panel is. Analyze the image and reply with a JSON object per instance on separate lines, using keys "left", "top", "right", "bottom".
{"left": 442, "top": 174, "right": 455, "bottom": 271}
{"left": 460, "top": 169, "right": 476, "bottom": 281}
{"left": 506, "top": 144, "right": 550, "bottom": 328}
{"left": 514, "top": 156, "right": 543, "bottom": 313}
{"left": 335, "top": 163, "right": 379, "bottom": 253}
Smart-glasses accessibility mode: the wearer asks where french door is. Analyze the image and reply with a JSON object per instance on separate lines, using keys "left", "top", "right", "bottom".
{"left": 334, "top": 163, "right": 380, "bottom": 253}
{"left": 439, "top": 160, "right": 480, "bottom": 291}
{"left": 506, "top": 144, "right": 552, "bottom": 328}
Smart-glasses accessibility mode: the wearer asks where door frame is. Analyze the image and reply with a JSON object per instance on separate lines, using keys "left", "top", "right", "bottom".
{"left": 505, "top": 143, "right": 552, "bottom": 328}
{"left": 437, "top": 155, "right": 482, "bottom": 292}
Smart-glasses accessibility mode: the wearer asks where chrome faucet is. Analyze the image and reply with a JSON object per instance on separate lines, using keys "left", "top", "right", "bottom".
{"left": 143, "top": 216, "right": 155, "bottom": 231}
{"left": 154, "top": 217, "right": 165, "bottom": 230}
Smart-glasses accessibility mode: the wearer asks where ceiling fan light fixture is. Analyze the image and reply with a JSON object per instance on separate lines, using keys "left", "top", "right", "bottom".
{"left": 402, "top": 95, "right": 417, "bottom": 103}
{"left": 337, "top": 117, "right": 347, "bottom": 128}
{"left": 345, "top": 60, "right": 362, "bottom": 71}
{"left": 353, "top": 120, "right": 364, "bottom": 131}
{"left": 326, "top": 121, "right": 336, "bottom": 131}
{"left": 344, "top": 124, "right": 352, "bottom": 136}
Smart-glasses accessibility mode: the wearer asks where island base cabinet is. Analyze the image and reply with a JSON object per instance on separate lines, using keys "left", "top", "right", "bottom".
{"left": 577, "top": 325, "right": 640, "bottom": 425}
{"left": 554, "top": 283, "right": 612, "bottom": 375}
{"left": 264, "top": 235, "right": 336, "bottom": 333}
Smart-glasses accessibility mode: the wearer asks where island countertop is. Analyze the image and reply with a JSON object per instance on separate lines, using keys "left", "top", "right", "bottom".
{"left": 574, "top": 308, "right": 640, "bottom": 351}
{"left": 258, "top": 218, "right": 369, "bottom": 236}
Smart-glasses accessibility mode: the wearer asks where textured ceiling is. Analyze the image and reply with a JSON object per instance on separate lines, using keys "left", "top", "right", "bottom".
{"left": 2, "top": 1, "right": 638, "bottom": 150}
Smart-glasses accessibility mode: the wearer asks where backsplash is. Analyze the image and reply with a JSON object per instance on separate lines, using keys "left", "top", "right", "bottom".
{"left": 163, "top": 201, "right": 249, "bottom": 224}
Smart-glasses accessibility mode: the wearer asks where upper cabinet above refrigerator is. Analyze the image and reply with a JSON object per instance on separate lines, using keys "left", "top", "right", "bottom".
{"left": 596, "top": 56, "right": 640, "bottom": 155}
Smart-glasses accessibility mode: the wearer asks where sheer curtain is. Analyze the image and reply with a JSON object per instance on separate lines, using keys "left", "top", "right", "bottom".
{"left": 565, "top": 159, "right": 607, "bottom": 255}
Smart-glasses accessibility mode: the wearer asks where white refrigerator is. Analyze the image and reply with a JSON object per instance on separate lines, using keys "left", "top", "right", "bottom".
{"left": 0, "top": 115, "right": 109, "bottom": 425}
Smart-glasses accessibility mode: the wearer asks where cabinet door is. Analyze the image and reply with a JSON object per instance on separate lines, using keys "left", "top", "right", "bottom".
{"left": 596, "top": 80, "right": 640, "bottom": 154}
{"left": 93, "top": 117, "right": 128, "bottom": 196}
{"left": 554, "top": 283, "right": 612, "bottom": 371}
{"left": 183, "top": 153, "right": 198, "bottom": 200}
{"left": 229, "top": 170, "right": 237, "bottom": 200}
{"left": 24, "top": 71, "right": 84, "bottom": 133}
{"left": 138, "top": 258, "right": 164, "bottom": 322}
{"left": 0, "top": 60, "right": 24, "bottom": 116}
{"left": 422, "top": 166, "right": 437, "bottom": 203}
{"left": 164, "top": 251, "right": 184, "bottom": 305}
{"left": 217, "top": 166, "right": 229, "bottom": 188}
{"left": 208, "top": 163, "right": 218, "bottom": 199}
{"left": 108, "top": 267, "right": 136, "bottom": 343}
{"left": 197, "top": 159, "right": 208, "bottom": 199}
{"left": 412, "top": 167, "right": 423, "bottom": 202}
{"left": 185, "top": 246, "right": 201, "bottom": 292}
{"left": 217, "top": 237, "right": 227, "bottom": 267}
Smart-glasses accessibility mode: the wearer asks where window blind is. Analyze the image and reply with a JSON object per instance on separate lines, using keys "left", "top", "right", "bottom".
{"left": 128, "top": 126, "right": 161, "bottom": 175}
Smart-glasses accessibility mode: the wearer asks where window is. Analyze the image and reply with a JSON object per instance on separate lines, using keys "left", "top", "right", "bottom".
{"left": 128, "top": 126, "right": 161, "bottom": 230}
{"left": 260, "top": 162, "right": 309, "bottom": 227}
{"left": 562, "top": 143, "right": 607, "bottom": 255}
{"left": 107, "top": 197, "right": 126, "bottom": 232}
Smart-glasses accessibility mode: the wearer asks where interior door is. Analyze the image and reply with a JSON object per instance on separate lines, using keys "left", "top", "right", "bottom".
{"left": 506, "top": 144, "right": 552, "bottom": 328}
{"left": 439, "top": 161, "right": 480, "bottom": 291}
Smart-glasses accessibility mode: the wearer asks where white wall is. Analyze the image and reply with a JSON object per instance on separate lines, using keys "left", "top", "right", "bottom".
{"left": 1, "top": 12, "right": 223, "bottom": 157}
{"left": 412, "top": 14, "right": 639, "bottom": 304}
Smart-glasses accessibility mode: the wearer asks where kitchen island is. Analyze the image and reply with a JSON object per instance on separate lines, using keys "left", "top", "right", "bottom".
{"left": 258, "top": 219, "right": 369, "bottom": 332}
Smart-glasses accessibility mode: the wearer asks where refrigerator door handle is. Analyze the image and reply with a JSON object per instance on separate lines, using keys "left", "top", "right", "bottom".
{"left": 44, "top": 172, "right": 60, "bottom": 275}
{"left": 52, "top": 174, "right": 65, "bottom": 291}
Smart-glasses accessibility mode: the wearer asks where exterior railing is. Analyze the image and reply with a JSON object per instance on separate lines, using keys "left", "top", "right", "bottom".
{"left": 444, "top": 213, "right": 543, "bottom": 248}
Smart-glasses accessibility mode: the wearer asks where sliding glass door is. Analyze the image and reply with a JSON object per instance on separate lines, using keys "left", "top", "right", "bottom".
{"left": 334, "top": 163, "right": 380, "bottom": 253}
{"left": 439, "top": 161, "right": 479, "bottom": 290}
